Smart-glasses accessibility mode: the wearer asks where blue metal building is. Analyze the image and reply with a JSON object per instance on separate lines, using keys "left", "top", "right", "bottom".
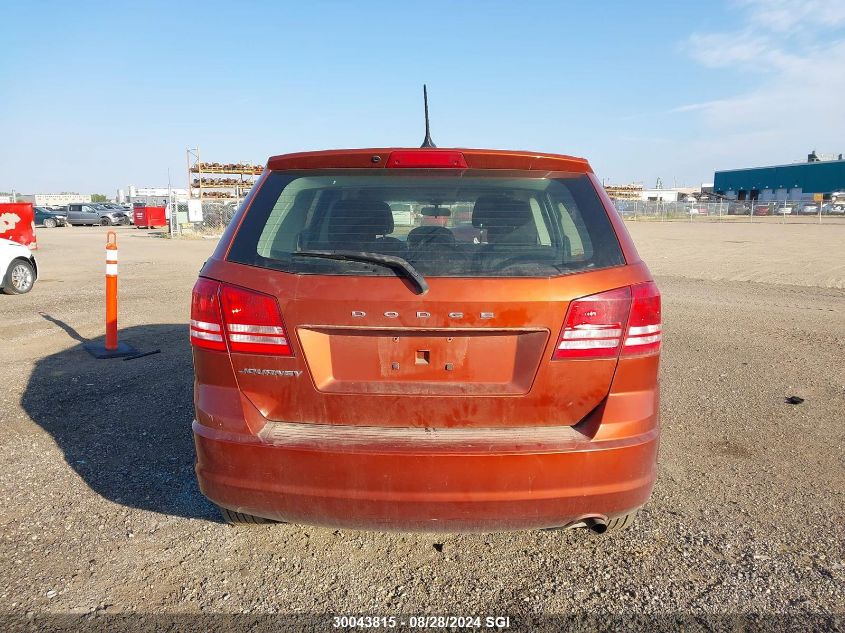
{"left": 714, "top": 156, "right": 845, "bottom": 201}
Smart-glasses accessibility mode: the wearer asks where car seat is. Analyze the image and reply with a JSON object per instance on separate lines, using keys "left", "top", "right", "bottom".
{"left": 325, "top": 199, "right": 404, "bottom": 255}
{"left": 405, "top": 225, "right": 467, "bottom": 272}
{"left": 471, "top": 195, "right": 538, "bottom": 272}
{"left": 407, "top": 225, "right": 455, "bottom": 250}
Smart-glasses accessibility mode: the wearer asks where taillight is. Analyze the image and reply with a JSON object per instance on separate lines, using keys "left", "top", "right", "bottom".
{"left": 621, "top": 281, "right": 662, "bottom": 357}
{"left": 553, "top": 282, "right": 662, "bottom": 360}
{"left": 189, "top": 279, "right": 292, "bottom": 356}
{"left": 220, "top": 284, "right": 291, "bottom": 355}
{"left": 553, "top": 287, "right": 632, "bottom": 359}
{"left": 190, "top": 278, "right": 226, "bottom": 351}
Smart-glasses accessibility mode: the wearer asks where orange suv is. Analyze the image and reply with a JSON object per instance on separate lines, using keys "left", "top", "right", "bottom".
{"left": 191, "top": 148, "right": 661, "bottom": 532}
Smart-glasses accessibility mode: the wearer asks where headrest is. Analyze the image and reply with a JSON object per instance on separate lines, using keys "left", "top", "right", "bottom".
{"left": 471, "top": 195, "right": 532, "bottom": 229}
{"left": 328, "top": 199, "right": 394, "bottom": 245}
{"left": 407, "top": 226, "right": 455, "bottom": 249}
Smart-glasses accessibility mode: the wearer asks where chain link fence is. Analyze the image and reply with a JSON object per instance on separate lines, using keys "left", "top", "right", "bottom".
{"left": 160, "top": 194, "right": 845, "bottom": 237}
{"left": 610, "top": 199, "right": 845, "bottom": 223}
{"left": 165, "top": 199, "right": 241, "bottom": 237}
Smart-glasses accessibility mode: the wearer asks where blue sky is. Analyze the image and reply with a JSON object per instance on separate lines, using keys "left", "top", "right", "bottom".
{"left": 2, "top": 0, "right": 844, "bottom": 195}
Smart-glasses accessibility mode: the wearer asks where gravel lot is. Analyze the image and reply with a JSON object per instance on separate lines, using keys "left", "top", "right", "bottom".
{"left": 1, "top": 224, "right": 843, "bottom": 631}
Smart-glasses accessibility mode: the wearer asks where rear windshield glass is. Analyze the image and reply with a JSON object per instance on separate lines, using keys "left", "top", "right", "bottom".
{"left": 227, "top": 169, "right": 624, "bottom": 278}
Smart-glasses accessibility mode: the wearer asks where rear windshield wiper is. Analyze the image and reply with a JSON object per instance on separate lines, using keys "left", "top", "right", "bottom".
{"left": 293, "top": 250, "right": 429, "bottom": 295}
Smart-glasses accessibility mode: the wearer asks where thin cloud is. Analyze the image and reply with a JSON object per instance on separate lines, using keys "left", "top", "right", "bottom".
{"left": 737, "top": 0, "right": 845, "bottom": 32}
{"left": 669, "top": 100, "right": 728, "bottom": 114}
{"left": 684, "top": 32, "right": 775, "bottom": 69}
{"left": 671, "top": 0, "right": 845, "bottom": 166}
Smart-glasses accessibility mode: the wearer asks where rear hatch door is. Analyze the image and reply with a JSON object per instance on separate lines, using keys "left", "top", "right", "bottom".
{"left": 216, "top": 166, "right": 632, "bottom": 429}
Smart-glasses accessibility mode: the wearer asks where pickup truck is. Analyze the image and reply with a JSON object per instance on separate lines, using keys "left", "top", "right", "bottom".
{"left": 66, "top": 203, "right": 130, "bottom": 226}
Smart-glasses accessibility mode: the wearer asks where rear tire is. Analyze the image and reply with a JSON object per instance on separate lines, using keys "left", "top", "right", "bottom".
{"left": 604, "top": 509, "right": 638, "bottom": 533}
{"left": 219, "top": 506, "right": 279, "bottom": 525}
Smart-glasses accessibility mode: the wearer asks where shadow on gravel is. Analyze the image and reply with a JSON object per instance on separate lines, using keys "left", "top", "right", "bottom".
{"left": 21, "top": 322, "right": 218, "bottom": 521}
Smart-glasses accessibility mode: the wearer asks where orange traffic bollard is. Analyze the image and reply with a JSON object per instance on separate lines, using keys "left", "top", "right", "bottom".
{"left": 84, "top": 231, "right": 137, "bottom": 358}
{"left": 105, "top": 231, "right": 118, "bottom": 350}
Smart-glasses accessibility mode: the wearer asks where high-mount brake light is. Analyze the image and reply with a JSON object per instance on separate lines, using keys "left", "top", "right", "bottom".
{"left": 190, "top": 279, "right": 292, "bottom": 356}
{"left": 219, "top": 284, "right": 292, "bottom": 355}
{"left": 621, "top": 281, "right": 662, "bottom": 357}
{"left": 190, "top": 278, "right": 226, "bottom": 351}
{"left": 553, "top": 287, "right": 632, "bottom": 359}
{"left": 385, "top": 150, "right": 468, "bottom": 169}
{"left": 553, "top": 282, "right": 662, "bottom": 360}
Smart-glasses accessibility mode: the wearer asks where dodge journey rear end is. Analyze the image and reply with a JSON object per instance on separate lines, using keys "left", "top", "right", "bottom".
{"left": 191, "top": 148, "right": 660, "bottom": 532}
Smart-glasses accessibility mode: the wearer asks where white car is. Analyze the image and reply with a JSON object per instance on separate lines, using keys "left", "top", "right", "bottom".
{"left": 0, "top": 238, "right": 38, "bottom": 295}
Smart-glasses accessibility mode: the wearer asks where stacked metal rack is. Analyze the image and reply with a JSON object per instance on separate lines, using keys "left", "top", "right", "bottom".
{"left": 186, "top": 148, "right": 263, "bottom": 202}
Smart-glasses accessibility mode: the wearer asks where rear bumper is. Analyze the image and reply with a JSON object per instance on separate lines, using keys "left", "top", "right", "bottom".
{"left": 193, "top": 418, "right": 658, "bottom": 532}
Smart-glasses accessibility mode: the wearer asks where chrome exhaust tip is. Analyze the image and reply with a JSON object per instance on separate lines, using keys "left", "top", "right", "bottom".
{"left": 543, "top": 514, "right": 609, "bottom": 533}
{"left": 582, "top": 516, "right": 608, "bottom": 534}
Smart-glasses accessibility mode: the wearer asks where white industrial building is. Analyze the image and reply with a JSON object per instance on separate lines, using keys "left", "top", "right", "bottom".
{"left": 20, "top": 193, "right": 92, "bottom": 206}
{"left": 638, "top": 186, "right": 701, "bottom": 202}
{"left": 639, "top": 188, "right": 680, "bottom": 202}
{"left": 127, "top": 185, "right": 189, "bottom": 205}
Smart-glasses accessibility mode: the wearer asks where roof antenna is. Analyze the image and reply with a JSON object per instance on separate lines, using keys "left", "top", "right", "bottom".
{"left": 420, "top": 84, "right": 436, "bottom": 148}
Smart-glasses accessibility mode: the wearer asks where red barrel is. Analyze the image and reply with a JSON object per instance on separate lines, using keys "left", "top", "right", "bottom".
{"left": 0, "top": 202, "right": 37, "bottom": 249}
{"left": 133, "top": 205, "right": 167, "bottom": 229}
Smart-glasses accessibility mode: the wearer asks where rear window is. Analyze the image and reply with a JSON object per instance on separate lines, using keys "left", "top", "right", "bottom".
{"left": 227, "top": 169, "right": 624, "bottom": 278}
